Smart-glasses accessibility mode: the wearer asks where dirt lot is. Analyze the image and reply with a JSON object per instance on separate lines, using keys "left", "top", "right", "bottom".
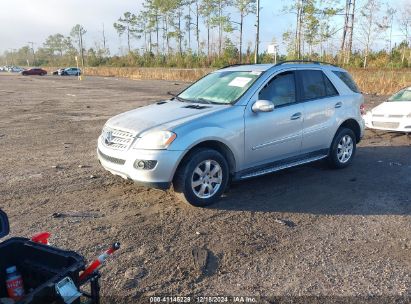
{"left": 0, "top": 74, "right": 410, "bottom": 303}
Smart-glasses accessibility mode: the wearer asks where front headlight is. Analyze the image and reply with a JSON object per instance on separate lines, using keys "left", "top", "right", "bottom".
{"left": 407, "top": 113, "right": 411, "bottom": 118}
{"left": 133, "top": 131, "right": 177, "bottom": 150}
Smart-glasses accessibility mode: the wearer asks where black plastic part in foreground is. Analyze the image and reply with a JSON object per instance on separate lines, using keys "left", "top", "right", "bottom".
{"left": 0, "top": 209, "right": 9, "bottom": 238}
{"left": 0, "top": 237, "right": 85, "bottom": 304}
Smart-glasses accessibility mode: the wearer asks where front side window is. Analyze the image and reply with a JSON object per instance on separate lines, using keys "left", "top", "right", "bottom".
{"left": 258, "top": 71, "right": 296, "bottom": 107}
{"left": 178, "top": 71, "right": 261, "bottom": 104}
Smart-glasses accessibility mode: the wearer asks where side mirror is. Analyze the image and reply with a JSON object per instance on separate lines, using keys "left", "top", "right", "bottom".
{"left": 0, "top": 209, "right": 9, "bottom": 238}
{"left": 252, "top": 100, "right": 275, "bottom": 113}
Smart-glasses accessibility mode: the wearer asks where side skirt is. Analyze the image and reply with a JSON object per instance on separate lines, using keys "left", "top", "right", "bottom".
{"left": 234, "top": 149, "right": 329, "bottom": 181}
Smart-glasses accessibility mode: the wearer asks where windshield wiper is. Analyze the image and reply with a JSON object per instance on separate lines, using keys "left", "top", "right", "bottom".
{"left": 167, "top": 91, "right": 190, "bottom": 103}
{"left": 195, "top": 98, "right": 222, "bottom": 105}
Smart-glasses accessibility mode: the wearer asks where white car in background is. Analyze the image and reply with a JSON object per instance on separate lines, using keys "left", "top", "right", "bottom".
{"left": 8, "top": 66, "right": 24, "bottom": 73}
{"left": 363, "top": 87, "right": 411, "bottom": 132}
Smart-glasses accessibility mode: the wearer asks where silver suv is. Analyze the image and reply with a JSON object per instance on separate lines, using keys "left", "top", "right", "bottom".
{"left": 97, "top": 62, "right": 365, "bottom": 207}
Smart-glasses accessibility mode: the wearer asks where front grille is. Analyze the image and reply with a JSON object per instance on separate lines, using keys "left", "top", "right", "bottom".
{"left": 98, "top": 149, "right": 126, "bottom": 165}
{"left": 372, "top": 121, "right": 400, "bottom": 129}
{"left": 388, "top": 114, "right": 403, "bottom": 118}
{"left": 372, "top": 114, "right": 384, "bottom": 118}
{"left": 101, "top": 127, "right": 135, "bottom": 151}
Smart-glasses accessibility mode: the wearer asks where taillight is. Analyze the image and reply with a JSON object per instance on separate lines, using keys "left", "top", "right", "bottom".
{"left": 360, "top": 103, "right": 366, "bottom": 115}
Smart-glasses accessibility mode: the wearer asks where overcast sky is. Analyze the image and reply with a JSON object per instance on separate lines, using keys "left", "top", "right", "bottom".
{"left": 0, "top": 0, "right": 406, "bottom": 55}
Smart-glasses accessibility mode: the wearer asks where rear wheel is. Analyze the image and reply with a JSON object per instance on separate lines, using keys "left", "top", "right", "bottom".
{"left": 328, "top": 128, "right": 356, "bottom": 169}
{"left": 173, "top": 148, "right": 229, "bottom": 207}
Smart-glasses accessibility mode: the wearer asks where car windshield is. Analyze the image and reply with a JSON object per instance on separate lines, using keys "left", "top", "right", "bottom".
{"left": 178, "top": 70, "right": 261, "bottom": 104}
{"left": 388, "top": 88, "right": 411, "bottom": 102}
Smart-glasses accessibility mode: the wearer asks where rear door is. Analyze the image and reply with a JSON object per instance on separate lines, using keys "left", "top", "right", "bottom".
{"left": 244, "top": 70, "right": 303, "bottom": 168}
{"left": 297, "top": 69, "right": 340, "bottom": 154}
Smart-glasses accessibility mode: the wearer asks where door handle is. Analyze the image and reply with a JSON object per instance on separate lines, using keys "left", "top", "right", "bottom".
{"left": 335, "top": 102, "right": 343, "bottom": 108}
{"left": 290, "top": 112, "right": 302, "bottom": 120}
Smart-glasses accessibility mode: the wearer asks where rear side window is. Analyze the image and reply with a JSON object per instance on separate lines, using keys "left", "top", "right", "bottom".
{"left": 299, "top": 70, "right": 338, "bottom": 100}
{"left": 332, "top": 71, "right": 360, "bottom": 93}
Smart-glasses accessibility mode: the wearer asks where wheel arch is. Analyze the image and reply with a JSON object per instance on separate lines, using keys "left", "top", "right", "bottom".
{"left": 173, "top": 140, "right": 236, "bottom": 181}
{"left": 337, "top": 118, "right": 361, "bottom": 143}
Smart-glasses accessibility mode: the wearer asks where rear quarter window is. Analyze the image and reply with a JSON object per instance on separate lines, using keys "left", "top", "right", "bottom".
{"left": 332, "top": 71, "right": 360, "bottom": 93}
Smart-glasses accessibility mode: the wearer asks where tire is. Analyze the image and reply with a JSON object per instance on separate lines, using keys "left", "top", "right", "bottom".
{"left": 173, "top": 148, "right": 229, "bottom": 207}
{"left": 328, "top": 127, "right": 356, "bottom": 169}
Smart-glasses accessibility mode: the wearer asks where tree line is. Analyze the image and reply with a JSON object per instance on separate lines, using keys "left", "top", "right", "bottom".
{"left": 1, "top": 0, "right": 411, "bottom": 69}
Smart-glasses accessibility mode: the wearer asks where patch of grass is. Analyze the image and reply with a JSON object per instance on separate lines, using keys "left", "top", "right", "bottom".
{"left": 46, "top": 66, "right": 411, "bottom": 95}
{"left": 348, "top": 68, "right": 411, "bottom": 95}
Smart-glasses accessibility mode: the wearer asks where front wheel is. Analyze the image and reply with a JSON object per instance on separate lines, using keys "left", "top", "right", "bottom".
{"left": 328, "top": 128, "right": 356, "bottom": 169}
{"left": 173, "top": 148, "right": 229, "bottom": 207}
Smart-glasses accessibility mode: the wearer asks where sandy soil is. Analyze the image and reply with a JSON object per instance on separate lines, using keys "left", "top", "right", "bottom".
{"left": 0, "top": 74, "right": 410, "bottom": 303}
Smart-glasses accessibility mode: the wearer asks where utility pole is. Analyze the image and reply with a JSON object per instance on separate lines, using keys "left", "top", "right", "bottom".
{"left": 254, "top": 0, "right": 260, "bottom": 64}
{"left": 102, "top": 23, "right": 107, "bottom": 50}
{"left": 28, "top": 41, "right": 36, "bottom": 66}
{"left": 78, "top": 27, "right": 85, "bottom": 68}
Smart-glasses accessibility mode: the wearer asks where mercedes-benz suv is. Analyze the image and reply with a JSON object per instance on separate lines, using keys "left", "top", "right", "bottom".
{"left": 97, "top": 61, "right": 365, "bottom": 207}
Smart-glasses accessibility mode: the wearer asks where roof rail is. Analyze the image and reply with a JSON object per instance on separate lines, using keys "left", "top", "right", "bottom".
{"left": 219, "top": 63, "right": 249, "bottom": 69}
{"left": 274, "top": 60, "right": 337, "bottom": 67}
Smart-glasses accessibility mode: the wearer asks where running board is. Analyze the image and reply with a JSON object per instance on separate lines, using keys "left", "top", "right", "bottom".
{"left": 239, "top": 155, "right": 327, "bottom": 180}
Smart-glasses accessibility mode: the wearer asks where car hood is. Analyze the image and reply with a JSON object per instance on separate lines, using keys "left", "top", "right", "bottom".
{"left": 371, "top": 101, "right": 411, "bottom": 115}
{"left": 105, "top": 99, "right": 230, "bottom": 136}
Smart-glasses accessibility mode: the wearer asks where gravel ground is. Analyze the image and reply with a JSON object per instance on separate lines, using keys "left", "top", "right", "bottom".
{"left": 0, "top": 74, "right": 410, "bottom": 303}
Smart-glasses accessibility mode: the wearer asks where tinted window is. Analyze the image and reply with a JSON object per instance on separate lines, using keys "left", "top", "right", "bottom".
{"left": 300, "top": 70, "right": 325, "bottom": 100}
{"left": 324, "top": 74, "right": 338, "bottom": 96}
{"left": 299, "top": 70, "right": 338, "bottom": 100}
{"left": 259, "top": 71, "right": 296, "bottom": 107}
{"left": 332, "top": 71, "right": 360, "bottom": 93}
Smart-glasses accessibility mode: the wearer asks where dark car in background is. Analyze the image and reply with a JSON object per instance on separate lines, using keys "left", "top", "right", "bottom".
{"left": 22, "top": 68, "right": 47, "bottom": 76}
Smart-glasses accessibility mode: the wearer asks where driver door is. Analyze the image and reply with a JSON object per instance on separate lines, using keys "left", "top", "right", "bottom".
{"left": 244, "top": 70, "right": 303, "bottom": 169}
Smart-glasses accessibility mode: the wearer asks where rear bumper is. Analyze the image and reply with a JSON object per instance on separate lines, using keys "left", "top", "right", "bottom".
{"left": 97, "top": 137, "right": 184, "bottom": 190}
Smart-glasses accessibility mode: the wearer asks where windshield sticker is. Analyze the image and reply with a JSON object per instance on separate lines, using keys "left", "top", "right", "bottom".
{"left": 250, "top": 71, "right": 262, "bottom": 75}
{"left": 228, "top": 77, "right": 252, "bottom": 88}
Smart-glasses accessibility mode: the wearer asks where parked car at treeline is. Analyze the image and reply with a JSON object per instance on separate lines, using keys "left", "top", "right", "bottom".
{"left": 52, "top": 68, "right": 65, "bottom": 75}
{"left": 21, "top": 68, "right": 47, "bottom": 76}
{"left": 60, "top": 67, "right": 81, "bottom": 76}
{"left": 50, "top": 67, "right": 81, "bottom": 76}
{"left": 0, "top": 66, "right": 25, "bottom": 73}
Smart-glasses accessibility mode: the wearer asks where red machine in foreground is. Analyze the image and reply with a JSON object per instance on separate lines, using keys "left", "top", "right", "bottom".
{"left": 0, "top": 209, "right": 120, "bottom": 304}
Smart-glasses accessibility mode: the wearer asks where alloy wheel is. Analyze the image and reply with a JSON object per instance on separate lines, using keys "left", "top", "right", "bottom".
{"left": 337, "top": 135, "right": 353, "bottom": 163}
{"left": 191, "top": 159, "right": 223, "bottom": 199}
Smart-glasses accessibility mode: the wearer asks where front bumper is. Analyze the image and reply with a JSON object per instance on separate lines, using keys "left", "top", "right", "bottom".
{"left": 97, "top": 137, "right": 184, "bottom": 190}
{"left": 363, "top": 114, "right": 411, "bottom": 132}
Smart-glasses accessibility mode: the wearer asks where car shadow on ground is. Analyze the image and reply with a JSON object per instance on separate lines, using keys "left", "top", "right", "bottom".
{"left": 211, "top": 146, "right": 411, "bottom": 215}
